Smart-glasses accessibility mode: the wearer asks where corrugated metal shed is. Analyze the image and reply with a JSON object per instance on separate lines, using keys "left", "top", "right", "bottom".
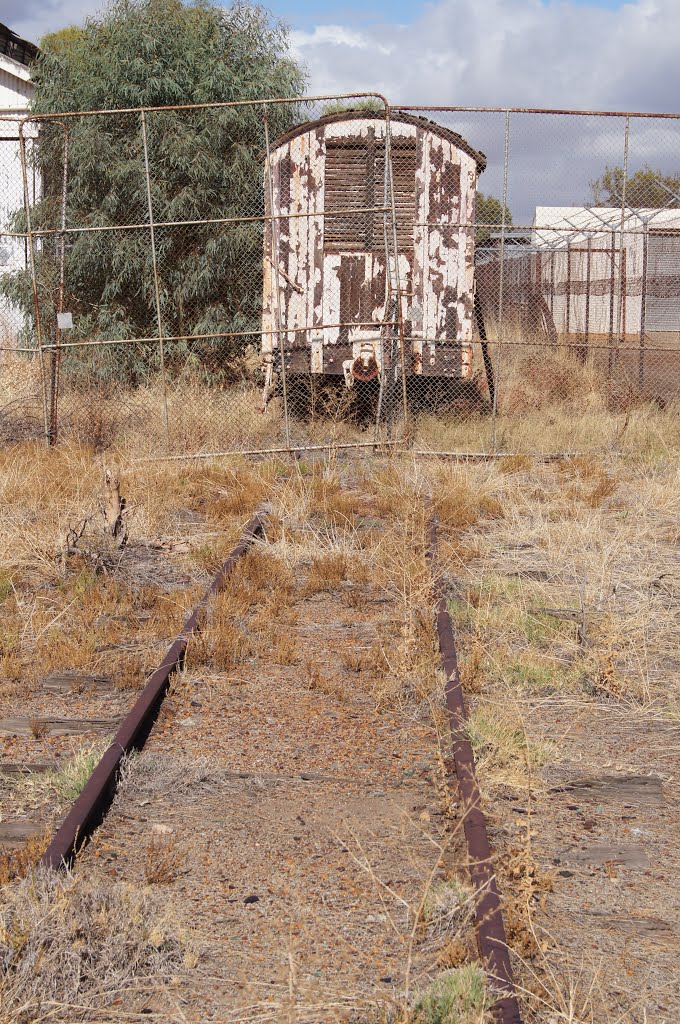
{"left": 532, "top": 206, "right": 680, "bottom": 336}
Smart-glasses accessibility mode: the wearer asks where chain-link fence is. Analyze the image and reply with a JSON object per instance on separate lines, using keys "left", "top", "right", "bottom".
{"left": 0, "top": 116, "right": 44, "bottom": 442}
{"left": 1, "top": 98, "right": 679, "bottom": 457}
{"left": 400, "top": 105, "right": 680, "bottom": 455}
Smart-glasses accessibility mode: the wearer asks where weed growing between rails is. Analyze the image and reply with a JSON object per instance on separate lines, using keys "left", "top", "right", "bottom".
{"left": 0, "top": 443, "right": 278, "bottom": 888}
{"left": 431, "top": 448, "right": 679, "bottom": 1022}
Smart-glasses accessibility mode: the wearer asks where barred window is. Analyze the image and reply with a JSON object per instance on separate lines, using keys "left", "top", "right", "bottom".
{"left": 324, "top": 137, "right": 416, "bottom": 253}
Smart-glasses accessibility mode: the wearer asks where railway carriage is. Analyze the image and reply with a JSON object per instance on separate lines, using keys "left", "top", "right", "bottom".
{"left": 260, "top": 109, "right": 486, "bottom": 407}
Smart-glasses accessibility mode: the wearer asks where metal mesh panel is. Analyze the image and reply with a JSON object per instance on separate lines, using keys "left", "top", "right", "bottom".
{"left": 400, "top": 106, "right": 680, "bottom": 453}
{"left": 2, "top": 99, "right": 679, "bottom": 457}
{"left": 0, "top": 116, "right": 45, "bottom": 441}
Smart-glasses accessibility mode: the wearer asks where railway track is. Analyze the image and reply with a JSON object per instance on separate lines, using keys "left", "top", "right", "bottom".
{"left": 2, "top": 481, "right": 520, "bottom": 1023}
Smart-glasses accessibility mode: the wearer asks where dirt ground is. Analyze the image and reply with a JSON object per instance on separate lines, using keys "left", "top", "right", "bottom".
{"left": 1, "top": 432, "right": 678, "bottom": 1023}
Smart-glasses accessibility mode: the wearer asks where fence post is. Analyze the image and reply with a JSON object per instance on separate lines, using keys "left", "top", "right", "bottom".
{"left": 140, "top": 109, "right": 170, "bottom": 446}
{"left": 263, "top": 111, "right": 291, "bottom": 451}
{"left": 614, "top": 115, "right": 630, "bottom": 376}
{"left": 639, "top": 222, "right": 648, "bottom": 390}
{"left": 581, "top": 234, "right": 591, "bottom": 364}
{"left": 18, "top": 120, "right": 51, "bottom": 445}
{"left": 384, "top": 106, "right": 409, "bottom": 429}
{"left": 50, "top": 123, "right": 69, "bottom": 447}
{"left": 491, "top": 109, "right": 511, "bottom": 453}
{"left": 549, "top": 249, "right": 555, "bottom": 319}
{"left": 566, "top": 242, "right": 571, "bottom": 339}
{"left": 608, "top": 229, "right": 616, "bottom": 377}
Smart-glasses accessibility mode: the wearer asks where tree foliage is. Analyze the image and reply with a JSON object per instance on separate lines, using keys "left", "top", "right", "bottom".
{"left": 4, "top": 0, "right": 307, "bottom": 383}
{"left": 590, "top": 164, "right": 680, "bottom": 208}
{"left": 475, "top": 192, "right": 512, "bottom": 244}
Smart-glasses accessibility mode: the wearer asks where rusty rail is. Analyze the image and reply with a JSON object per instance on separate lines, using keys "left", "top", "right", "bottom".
{"left": 40, "top": 510, "right": 267, "bottom": 871}
{"left": 427, "top": 518, "right": 521, "bottom": 1024}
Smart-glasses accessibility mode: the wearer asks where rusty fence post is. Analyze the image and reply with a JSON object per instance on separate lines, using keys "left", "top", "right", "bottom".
{"left": 613, "top": 115, "right": 630, "bottom": 379}
{"left": 384, "top": 106, "right": 410, "bottom": 429}
{"left": 263, "top": 110, "right": 292, "bottom": 451}
{"left": 140, "top": 109, "right": 170, "bottom": 446}
{"left": 608, "top": 229, "right": 616, "bottom": 377}
{"left": 583, "top": 234, "right": 591, "bottom": 364}
{"left": 491, "top": 109, "right": 511, "bottom": 453}
{"left": 639, "top": 221, "right": 648, "bottom": 390}
{"left": 50, "top": 122, "right": 69, "bottom": 446}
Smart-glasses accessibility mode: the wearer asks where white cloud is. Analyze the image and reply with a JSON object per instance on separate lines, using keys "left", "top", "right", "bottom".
{"left": 292, "top": 0, "right": 678, "bottom": 113}
{"left": 8, "top": 0, "right": 104, "bottom": 44}
{"left": 291, "top": 0, "right": 680, "bottom": 220}
{"left": 291, "top": 25, "right": 393, "bottom": 56}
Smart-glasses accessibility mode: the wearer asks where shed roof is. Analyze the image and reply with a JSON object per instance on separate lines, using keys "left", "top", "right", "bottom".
{"left": 269, "top": 108, "right": 487, "bottom": 173}
{"left": 532, "top": 205, "right": 680, "bottom": 248}
{"left": 0, "top": 23, "right": 38, "bottom": 67}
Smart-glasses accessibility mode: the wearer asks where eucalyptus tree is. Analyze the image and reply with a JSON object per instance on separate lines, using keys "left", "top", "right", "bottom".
{"left": 590, "top": 165, "right": 680, "bottom": 209}
{"left": 4, "top": 0, "right": 307, "bottom": 383}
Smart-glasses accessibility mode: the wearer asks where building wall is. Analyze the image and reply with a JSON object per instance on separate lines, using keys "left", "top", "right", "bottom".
{"left": 0, "top": 54, "right": 34, "bottom": 348}
{"left": 533, "top": 206, "right": 680, "bottom": 338}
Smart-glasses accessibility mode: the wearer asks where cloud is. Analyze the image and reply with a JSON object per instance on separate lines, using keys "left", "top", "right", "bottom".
{"left": 291, "top": 0, "right": 677, "bottom": 112}
{"left": 7, "top": 0, "right": 104, "bottom": 44}
{"left": 291, "top": 25, "right": 393, "bottom": 56}
{"left": 291, "top": 0, "right": 680, "bottom": 220}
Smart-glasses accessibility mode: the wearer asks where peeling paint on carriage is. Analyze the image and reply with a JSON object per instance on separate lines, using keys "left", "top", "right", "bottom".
{"left": 261, "top": 110, "right": 484, "bottom": 386}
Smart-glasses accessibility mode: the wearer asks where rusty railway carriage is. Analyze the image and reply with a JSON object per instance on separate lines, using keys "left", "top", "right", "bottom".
{"left": 261, "top": 109, "right": 487, "bottom": 403}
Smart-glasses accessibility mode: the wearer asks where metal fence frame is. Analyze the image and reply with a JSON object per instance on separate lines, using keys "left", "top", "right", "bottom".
{"left": 1, "top": 96, "right": 679, "bottom": 457}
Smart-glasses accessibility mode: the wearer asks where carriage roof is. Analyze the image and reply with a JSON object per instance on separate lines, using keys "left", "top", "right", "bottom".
{"left": 267, "top": 108, "right": 487, "bottom": 174}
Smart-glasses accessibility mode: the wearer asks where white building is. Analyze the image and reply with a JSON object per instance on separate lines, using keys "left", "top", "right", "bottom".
{"left": 1, "top": 23, "right": 38, "bottom": 346}
{"left": 532, "top": 205, "right": 680, "bottom": 337}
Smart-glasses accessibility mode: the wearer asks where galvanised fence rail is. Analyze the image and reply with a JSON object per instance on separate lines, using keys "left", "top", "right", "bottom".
{"left": 1, "top": 95, "right": 678, "bottom": 457}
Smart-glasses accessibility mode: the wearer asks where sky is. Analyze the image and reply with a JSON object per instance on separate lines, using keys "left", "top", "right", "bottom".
{"left": 4, "top": 0, "right": 673, "bottom": 115}
{"left": 4, "top": 0, "right": 680, "bottom": 221}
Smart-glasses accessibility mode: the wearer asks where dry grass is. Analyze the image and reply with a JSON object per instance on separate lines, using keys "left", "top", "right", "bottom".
{"left": 0, "top": 441, "right": 276, "bottom": 697}
{"left": 429, "top": 445, "right": 679, "bottom": 715}
{"left": 302, "top": 551, "right": 349, "bottom": 594}
{"left": 0, "top": 868, "right": 196, "bottom": 1023}
{"left": 432, "top": 475, "right": 504, "bottom": 532}
{"left": 0, "top": 830, "right": 51, "bottom": 886}
{"left": 7, "top": 743, "right": 106, "bottom": 808}
{"left": 144, "top": 832, "right": 184, "bottom": 884}
{"left": 464, "top": 703, "right": 553, "bottom": 794}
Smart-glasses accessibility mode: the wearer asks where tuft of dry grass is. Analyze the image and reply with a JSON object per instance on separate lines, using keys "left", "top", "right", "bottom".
{"left": 0, "top": 868, "right": 196, "bottom": 1023}
{"left": 145, "top": 833, "right": 183, "bottom": 884}
{"left": 464, "top": 704, "right": 553, "bottom": 794}
{"left": 302, "top": 551, "right": 349, "bottom": 595}
{"left": 0, "top": 830, "right": 51, "bottom": 886}
{"left": 498, "top": 454, "right": 533, "bottom": 474}
{"left": 271, "top": 633, "right": 300, "bottom": 666}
